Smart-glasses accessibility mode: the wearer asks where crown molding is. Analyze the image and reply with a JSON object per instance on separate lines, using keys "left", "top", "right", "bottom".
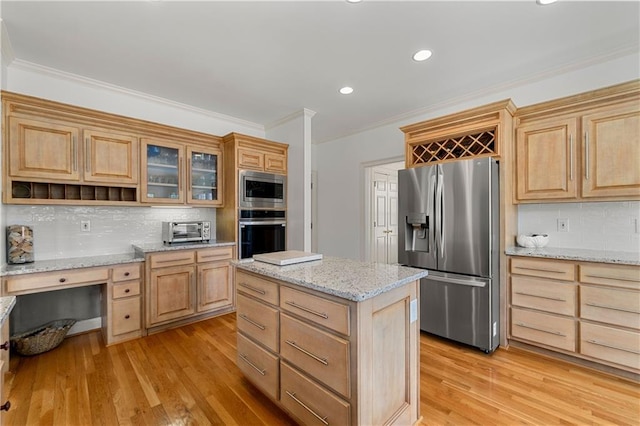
{"left": 8, "top": 59, "right": 264, "bottom": 132}
{"left": 266, "top": 107, "right": 317, "bottom": 131}
{"left": 0, "top": 20, "right": 16, "bottom": 65}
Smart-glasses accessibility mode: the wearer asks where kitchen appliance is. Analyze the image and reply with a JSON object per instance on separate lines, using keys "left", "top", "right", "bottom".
{"left": 239, "top": 170, "right": 286, "bottom": 209}
{"left": 238, "top": 210, "right": 286, "bottom": 259}
{"left": 162, "top": 221, "right": 211, "bottom": 244}
{"left": 398, "top": 157, "right": 499, "bottom": 353}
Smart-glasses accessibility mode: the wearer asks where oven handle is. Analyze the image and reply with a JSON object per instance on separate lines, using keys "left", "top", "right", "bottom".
{"left": 239, "top": 221, "right": 286, "bottom": 226}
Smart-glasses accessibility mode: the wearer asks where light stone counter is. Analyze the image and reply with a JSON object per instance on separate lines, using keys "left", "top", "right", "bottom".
{"left": 1, "top": 253, "right": 144, "bottom": 277}
{"left": 0, "top": 296, "right": 16, "bottom": 326}
{"left": 505, "top": 246, "right": 640, "bottom": 266}
{"left": 133, "top": 241, "right": 235, "bottom": 255}
{"left": 234, "top": 257, "right": 428, "bottom": 302}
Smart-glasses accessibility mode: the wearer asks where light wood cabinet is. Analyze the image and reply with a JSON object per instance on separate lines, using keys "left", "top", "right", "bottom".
{"left": 238, "top": 147, "right": 287, "bottom": 174}
{"left": 509, "top": 256, "right": 640, "bottom": 374}
{"left": 141, "top": 138, "right": 185, "bottom": 204}
{"left": 187, "top": 146, "right": 223, "bottom": 206}
{"left": 515, "top": 80, "right": 640, "bottom": 202}
{"left": 83, "top": 129, "right": 138, "bottom": 184}
{"left": 145, "top": 247, "right": 234, "bottom": 330}
{"left": 235, "top": 269, "right": 420, "bottom": 426}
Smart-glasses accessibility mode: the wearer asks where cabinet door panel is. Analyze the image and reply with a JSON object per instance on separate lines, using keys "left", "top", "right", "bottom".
{"left": 582, "top": 102, "right": 640, "bottom": 198}
{"left": 149, "top": 265, "right": 195, "bottom": 325}
{"left": 187, "top": 146, "right": 222, "bottom": 206}
{"left": 84, "top": 129, "right": 138, "bottom": 184}
{"left": 238, "top": 149, "right": 264, "bottom": 170}
{"left": 197, "top": 262, "right": 232, "bottom": 313}
{"left": 9, "top": 117, "right": 80, "bottom": 181}
{"left": 141, "top": 139, "right": 185, "bottom": 204}
{"left": 264, "top": 153, "right": 286, "bottom": 174}
{"left": 511, "top": 307, "right": 576, "bottom": 352}
{"left": 515, "top": 117, "right": 578, "bottom": 201}
{"left": 580, "top": 286, "right": 640, "bottom": 330}
{"left": 580, "top": 322, "right": 640, "bottom": 371}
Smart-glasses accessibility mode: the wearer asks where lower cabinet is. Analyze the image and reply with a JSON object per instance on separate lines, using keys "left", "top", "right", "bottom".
{"left": 145, "top": 246, "right": 234, "bottom": 329}
{"left": 235, "top": 269, "right": 420, "bottom": 426}
{"left": 509, "top": 257, "right": 640, "bottom": 374}
{"left": 104, "top": 264, "right": 143, "bottom": 345}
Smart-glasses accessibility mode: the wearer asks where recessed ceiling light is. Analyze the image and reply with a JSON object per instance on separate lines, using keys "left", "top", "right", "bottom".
{"left": 412, "top": 49, "right": 433, "bottom": 62}
{"left": 346, "top": 0, "right": 363, "bottom": 3}
{"left": 339, "top": 86, "right": 354, "bottom": 95}
{"left": 536, "top": 0, "right": 557, "bottom": 5}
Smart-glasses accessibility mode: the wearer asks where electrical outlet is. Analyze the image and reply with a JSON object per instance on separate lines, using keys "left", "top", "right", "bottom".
{"left": 81, "top": 220, "right": 91, "bottom": 232}
{"left": 557, "top": 218, "right": 568, "bottom": 232}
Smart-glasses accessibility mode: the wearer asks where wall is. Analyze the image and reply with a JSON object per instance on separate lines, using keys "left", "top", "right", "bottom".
{"left": 315, "top": 52, "right": 640, "bottom": 260}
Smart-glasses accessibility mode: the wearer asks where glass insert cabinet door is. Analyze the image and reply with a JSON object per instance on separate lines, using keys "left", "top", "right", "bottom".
{"left": 142, "top": 140, "right": 184, "bottom": 203}
{"left": 188, "top": 147, "right": 221, "bottom": 205}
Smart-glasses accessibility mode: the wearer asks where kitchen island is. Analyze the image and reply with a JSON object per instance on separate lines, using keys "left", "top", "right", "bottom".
{"left": 234, "top": 256, "right": 428, "bottom": 426}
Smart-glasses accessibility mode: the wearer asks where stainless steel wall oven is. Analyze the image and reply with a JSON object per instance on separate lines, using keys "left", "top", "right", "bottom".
{"left": 238, "top": 210, "right": 286, "bottom": 259}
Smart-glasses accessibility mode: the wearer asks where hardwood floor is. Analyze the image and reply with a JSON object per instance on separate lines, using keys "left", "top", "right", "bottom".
{"left": 4, "top": 313, "right": 639, "bottom": 425}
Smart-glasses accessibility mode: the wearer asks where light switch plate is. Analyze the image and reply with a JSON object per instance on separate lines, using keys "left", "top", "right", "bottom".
{"left": 557, "top": 218, "right": 568, "bottom": 232}
{"left": 410, "top": 299, "right": 418, "bottom": 323}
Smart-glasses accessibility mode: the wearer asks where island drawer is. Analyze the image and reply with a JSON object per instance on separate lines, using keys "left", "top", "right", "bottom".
{"left": 280, "top": 313, "right": 350, "bottom": 398}
{"left": 511, "top": 308, "right": 576, "bottom": 352}
{"left": 280, "top": 361, "right": 350, "bottom": 426}
{"left": 5, "top": 267, "right": 110, "bottom": 295}
{"left": 280, "top": 285, "right": 350, "bottom": 336}
{"left": 112, "top": 264, "right": 141, "bottom": 282}
{"left": 236, "top": 271, "right": 279, "bottom": 306}
{"left": 580, "top": 322, "right": 640, "bottom": 371}
{"left": 511, "top": 258, "right": 575, "bottom": 281}
{"left": 237, "top": 293, "right": 279, "bottom": 352}
{"left": 579, "top": 264, "right": 640, "bottom": 290}
{"left": 196, "top": 246, "right": 233, "bottom": 263}
{"left": 112, "top": 281, "right": 141, "bottom": 299}
{"left": 237, "top": 333, "right": 279, "bottom": 401}
{"left": 580, "top": 286, "right": 640, "bottom": 330}
{"left": 149, "top": 250, "right": 195, "bottom": 269}
{"left": 511, "top": 276, "right": 576, "bottom": 316}
{"left": 111, "top": 297, "right": 141, "bottom": 336}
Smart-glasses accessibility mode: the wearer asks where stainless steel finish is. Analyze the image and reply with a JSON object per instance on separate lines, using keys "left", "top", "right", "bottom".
{"left": 585, "top": 131, "right": 590, "bottom": 180}
{"left": 284, "top": 301, "right": 329, "bottom": 319}
{"left": 238, "top": 282, "right": 266, "bottom": 295}
{"left": 285, "top": 340, "right": 328, "bottom": 365}
{"left": 162, "top": 220, "right": 211, "bottom": 244}
{"left": 514, "top": 291, "right": 566, "bottom": 302}
{"left": 239, "top": 353, "right": 266, "bottom": 375}
{"left": 398, "top": 157, "right": 500, "bottom": 353}
{"left": 585, "top": 302, "right": 640, "bottom": 314}
{"left": 569, "top": 134, "right": 574, "bottom": 181}
{"left": 512, "top": 266, "right": 566, "bottom": 274}
{"left": 585, "top": 274, "right": 637, "bottom": 282}
{"left": 239, "top": 313, "right": 266, "bottom": 330}
{"left": 586, "top": 340, "right": 640, "bottom": 355}
{"left": 239, "top": 169, "right": 287, "bottom": 209}
{"left": 515, "top": 322, "right": 566, "bottom": 336}
{"left": 285, "top": 391, "right": 329, "bottom": 425}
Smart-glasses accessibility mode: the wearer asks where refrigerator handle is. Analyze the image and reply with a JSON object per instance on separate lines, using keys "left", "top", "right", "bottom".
{"left": 427, "top": 274, "right": 487, "bottom": 288}
{"left": 435, "top": 171, "right": 444, "bottom": 258}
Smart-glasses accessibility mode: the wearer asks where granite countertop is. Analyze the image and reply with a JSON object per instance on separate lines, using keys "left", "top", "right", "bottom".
{"left": 0, "top": 296, "right": 16, "bottom": 326}
{"left": 505, "top": 246, "right": 640, "bottom": 266}
{"left": 234, "top": 256, "right": 428, "bottom": 302}
{"left": 133, "top": 241, "right": 235, "bottom": 254}
{"left": 0, "top": 253, "right": 144, "bottom": 277}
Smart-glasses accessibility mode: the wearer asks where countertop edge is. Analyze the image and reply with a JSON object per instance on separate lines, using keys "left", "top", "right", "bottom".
{"left": 505, "top": 246, "right": 640, "bottom": 266}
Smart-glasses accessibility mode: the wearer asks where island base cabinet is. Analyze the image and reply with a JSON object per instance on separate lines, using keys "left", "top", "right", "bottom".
{"left": 237, "top": 333, "right": 280, "bottom": 401}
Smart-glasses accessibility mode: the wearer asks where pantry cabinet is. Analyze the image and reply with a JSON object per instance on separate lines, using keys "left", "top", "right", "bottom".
{"left": 515, "top": 80, "right": 640, "bottom": 202}
{"left": 508, "top": 256, "right": 640, "bottom": 374}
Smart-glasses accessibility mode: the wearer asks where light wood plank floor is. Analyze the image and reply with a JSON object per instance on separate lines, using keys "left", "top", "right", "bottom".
{"left": 4, "top": 313, "right": 639, "bottom": 425}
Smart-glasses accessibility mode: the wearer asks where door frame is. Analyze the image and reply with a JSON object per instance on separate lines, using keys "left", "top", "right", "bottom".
{"left": 362, "top": 157, "right": 404, "bottom": 263}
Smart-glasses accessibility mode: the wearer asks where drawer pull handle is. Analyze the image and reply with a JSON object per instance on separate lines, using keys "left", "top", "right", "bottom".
{"left": 0, "top": 401, "right": 10, "bottom": 411}
{"left": 585, "top": 302, "right": 640, "bottom": 315}
{"left": 125, "top": 315, "right": 130, "bottom": 319}
{"left": 59, "top": 278, "right": 67, "bottom": 283}
{"left": 0, "top": 341, "right": 9, "bottom": 351}
{"left": 239, "top": 353, "right": 266, "bottom": 376}
{"left": 586, "top": 339, "right": 640, "bottom": 355}
{"left": 125, "top": 289, "right": 131, "bottom": 293}
{"left": 514, "top": 292, "right": 566, "bottom": 302}
{"left": 515, "top": 322, "right": 566, "bottom": 337}
{"left": 285, "top": 391, "right": 329, "bottom": 425}
{"left": 238, "top": 283, "right": 266, "bottom": 295}
{"left": 514, "top": 266, "right": 567, "bottom": 274}
{"left": 156, "top": 257, "right": 192, "bottom": 264}
{"left": 285, "top": 340, "right": 328, "bottom": 365}
{"left": 285, "top": 301, "right": 328, "bottom": 319}
{"left": 584, "top": 274, "right": 638, "bottom": 283}
{"left": 239, "top": 314, "right": 266, "bottom": 330}
{"left": 124, "top": 272, "right": 130, "bottom": 277}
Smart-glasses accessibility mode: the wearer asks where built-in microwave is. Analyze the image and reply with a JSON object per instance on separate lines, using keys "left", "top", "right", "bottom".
{"left": 239, "top": 170, "right": 286, "bottom": 209}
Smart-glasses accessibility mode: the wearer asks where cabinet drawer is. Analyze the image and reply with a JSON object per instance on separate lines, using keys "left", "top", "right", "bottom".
{"left": 511, "top": 258, "right": 575, "bottom": 281}
{"left": 579, "top": 264, "right": 640, "bottom": 290}
{"left": 580, "top": 286, "right": 640, "bottom": 330}
{"left": 112, "top": 297, "right": 141, "bottom": 336}
{"left": 511, "top": 276, "right": 576, "bottom": 316}
{"left": 197, "top": 247, "right": 233, "bottom": 263}
{"left": 580, "top": 322, "right": 640, "bottom": 371}
{"left": 280, "top": 361, "right": 350, "bottom": 426}
{"left": 236, "top": 271, "right": 279, "bottom": 306}
{"left": 280, "top": 314, "right": 350, "bottom": 398}
{"left": 149, "top": 250, "right": 195, "bottom": 269}
{"left": 112, "top": 281, "right": 141, "bottom": 299}
{"left": 237, "top": 294, "right": 279, "bottom": 352}
{"left": 237, "top": 333, "right": 279, "bottom": 401}
{"left": 280, "top": 286, "right": 350, "bottom": 336}
{"left": 511, "top": 308, "right": 576, "bottom": 352}
{"left": 112, "top": 264, "right": 141, "bottom": 282}
{"left": 5, "top": 267, "right": 109, "bottom": 294}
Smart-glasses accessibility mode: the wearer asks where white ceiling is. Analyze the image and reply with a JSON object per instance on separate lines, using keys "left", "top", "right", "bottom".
{"left": 2, "top": 1, "right": 639, "bottom": 144}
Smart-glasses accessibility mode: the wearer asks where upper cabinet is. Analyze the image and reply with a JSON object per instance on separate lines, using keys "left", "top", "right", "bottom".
{"left": 187, "top": 146, "right": 222, "bottom": 206}
{"left": 83, "top": 129, "right": 138, "bottom": 185}
{"left": 515, "top": 80, "right": 640, "bottom": 203}
{"left": 141, "top": 139, "right": 185, "bottom": 204}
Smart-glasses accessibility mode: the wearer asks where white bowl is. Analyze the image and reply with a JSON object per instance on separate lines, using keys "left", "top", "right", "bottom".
{"left": 517, "top": 234, "right": 549, "bottom": 248}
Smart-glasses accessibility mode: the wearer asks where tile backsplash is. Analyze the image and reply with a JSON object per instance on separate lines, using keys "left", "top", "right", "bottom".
{"left": 518, "top": 201, "right": 640, "bottom": 253}
{"left": 4, "top": 206, "right": 216, "bottom": 260}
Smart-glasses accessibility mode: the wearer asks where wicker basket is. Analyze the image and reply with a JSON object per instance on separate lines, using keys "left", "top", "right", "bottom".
{"left": 10, "top": 319, "right": 76, "bottom": 356}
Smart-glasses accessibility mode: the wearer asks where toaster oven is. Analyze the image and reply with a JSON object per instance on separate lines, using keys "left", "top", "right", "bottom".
{"left": 162, "top": 221, "right": 211, "bottom": 244}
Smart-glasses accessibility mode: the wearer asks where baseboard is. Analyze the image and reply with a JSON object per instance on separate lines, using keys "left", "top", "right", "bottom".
{"left": 68, "top": 317, "right": 101, "bottom": 336}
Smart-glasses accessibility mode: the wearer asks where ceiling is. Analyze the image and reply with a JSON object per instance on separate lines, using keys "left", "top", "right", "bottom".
{"left": 2, "top": 1, "right": 639, "bottom": 144}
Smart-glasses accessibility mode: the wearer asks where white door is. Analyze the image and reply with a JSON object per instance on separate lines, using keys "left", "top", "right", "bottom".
{"left": 373, "top": 171, "right": 398, "bottom": 264}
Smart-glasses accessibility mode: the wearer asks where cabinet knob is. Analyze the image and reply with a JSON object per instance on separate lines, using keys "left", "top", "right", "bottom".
{"left": 0, "top": 401, "right": 10, "bottom": 411}
{"left": 125, "top": 315, "right": 130, "bottom": 319}
{"left": 59, "top": 278, "right": 66, "bottom": 283}
{"left": 0, "top": 341, "right": 9, "bottom": 351}
{"left": 124, "top": 272, "right": 130, "bottom": 277}
{"left": 125, "top": 289, "right": 130, "bottom": 293}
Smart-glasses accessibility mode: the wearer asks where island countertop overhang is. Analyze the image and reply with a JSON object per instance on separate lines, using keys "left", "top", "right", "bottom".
{"left": 234, "top": 256, "right": 428, "bottom": 302}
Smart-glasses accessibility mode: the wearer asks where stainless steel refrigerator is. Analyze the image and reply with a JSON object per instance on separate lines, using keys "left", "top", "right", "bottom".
{"left": 398, "top": 157, "right": 499, "bottom": 353}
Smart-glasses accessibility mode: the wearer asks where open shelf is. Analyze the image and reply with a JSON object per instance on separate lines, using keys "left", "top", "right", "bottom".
{"left": 10, "top": 181, "right": 138, "bottom": 203}
{"left": 409, "top": 129, "right": 497, "bottom": 166}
